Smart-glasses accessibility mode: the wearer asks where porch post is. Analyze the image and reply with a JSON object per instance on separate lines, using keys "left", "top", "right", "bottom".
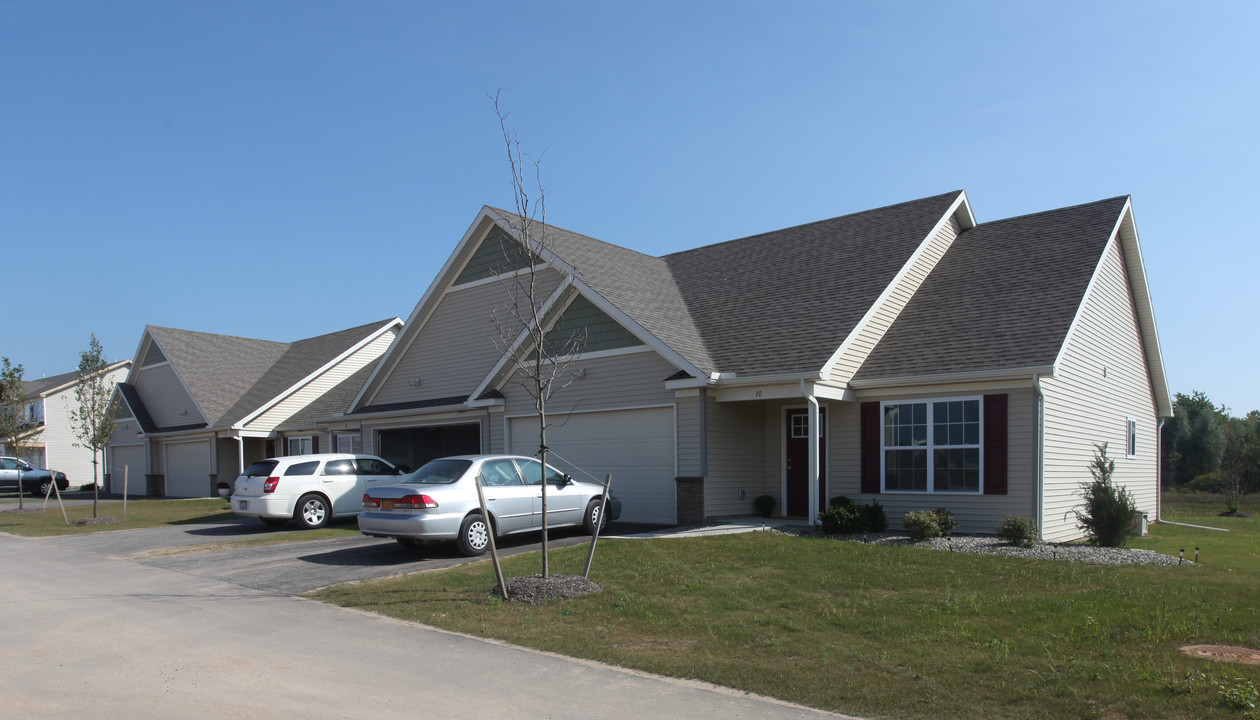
{"left": 802, "top": 380, "right": 821, "bottom": 527}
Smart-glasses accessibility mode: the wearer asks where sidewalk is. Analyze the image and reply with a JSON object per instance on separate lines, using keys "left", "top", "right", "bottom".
{"left": 605, "top": 516, "right": 812, "bottom": 539}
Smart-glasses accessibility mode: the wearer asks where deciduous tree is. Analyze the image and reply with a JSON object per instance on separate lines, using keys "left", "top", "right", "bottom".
{"left": 69, "top": 334, "right": 118, "bottom": 518}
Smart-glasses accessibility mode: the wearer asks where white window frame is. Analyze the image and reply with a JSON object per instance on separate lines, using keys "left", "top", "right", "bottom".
{"left": 1125, "top": 417, "right": 1137, "bottom": 459}
{"left": 287, "top": 436, "right": 313, "bottom": 456}
{"left": 880, "top": 396, "right": 984, "bottom": 494}
{"left": 336, "top": 434, "right": 356, "bottom": 454}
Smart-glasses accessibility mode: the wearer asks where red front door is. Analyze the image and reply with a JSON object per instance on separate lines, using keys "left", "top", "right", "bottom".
{"left": 785, "top": 408, "right": 826, "bottom": 517}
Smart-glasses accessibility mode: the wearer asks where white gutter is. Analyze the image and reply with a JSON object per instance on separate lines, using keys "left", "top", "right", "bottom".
{"left": 1156, "top": 418, "right": 1165, "bottom": 523}
{"left": 233, "top": 435, "right": 245, "bottom": 475}
{"left": 801, "top": 380, "right": 821, "bottom": 527}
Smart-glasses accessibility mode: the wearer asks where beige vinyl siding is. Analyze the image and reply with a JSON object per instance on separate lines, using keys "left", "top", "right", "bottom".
{"left": 498, "top": 348, "right": 678, "bottom": 416}
{"left": 829, "top": 386, "right": 1037, "bottom": 534}
{"left": 371, "top": 268, "right": 564, "bottom": 406}
{"left": 675, "top": 391, "right": 702, "bottom": 477}
{"left": 246, "top": 331, "right": 398, "bottom": 430}
{"left": 1040, "top": 241, "right": 1159, "bottom": 542}
{"left": 134, "top": 363, "right": 202, "bottom": 428}
{"left": 829, "top": 217, "right": 961, "bottom": 384}
{"left": 704, "top": 397, "right": 767, "bottom": 517}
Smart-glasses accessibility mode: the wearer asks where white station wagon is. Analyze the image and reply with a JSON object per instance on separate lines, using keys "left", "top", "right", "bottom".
{"left": 231, "top": 453, "right": 404, "bottom": 529}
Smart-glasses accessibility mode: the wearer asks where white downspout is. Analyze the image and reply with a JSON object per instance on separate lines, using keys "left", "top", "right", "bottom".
{"left": 1033, "top": 373, "right": 1045, "bottom": 540}
{"left": 801, "top": 380, "right": 821, "bottom": 526}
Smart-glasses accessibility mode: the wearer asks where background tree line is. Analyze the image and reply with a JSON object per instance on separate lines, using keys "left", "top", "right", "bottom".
{"left": 1162, "top": 390, "right": 1260, "bottom": 506}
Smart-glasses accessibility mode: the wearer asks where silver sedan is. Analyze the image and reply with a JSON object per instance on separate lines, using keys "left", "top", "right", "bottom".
{"left": 358, "top": 455, "right": 621, "bottom": 556}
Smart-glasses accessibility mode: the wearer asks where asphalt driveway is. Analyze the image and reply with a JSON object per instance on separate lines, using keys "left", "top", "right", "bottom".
{"left": 2, "top": 517, "right": 856, "bottom": 719}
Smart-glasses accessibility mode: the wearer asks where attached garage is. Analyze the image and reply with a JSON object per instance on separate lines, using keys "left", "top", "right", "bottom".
{"left": 509, "top": 406, "right": 676, "bottom": 525}
{"left": 377, "top": 423, "right": 481, "bottom": 474}
{"left": 165, "top": 439, "right": 210, "bottom": 497}
{"left": 109, "top": 444, "right": 146, "bottom": 496}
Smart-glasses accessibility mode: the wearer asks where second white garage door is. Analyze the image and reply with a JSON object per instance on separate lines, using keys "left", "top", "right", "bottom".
{"left": 165, "top": 440, "right": 210, "bottom": 498}
{"left": 509, "top": 406, "right": 676, "bottom": 525}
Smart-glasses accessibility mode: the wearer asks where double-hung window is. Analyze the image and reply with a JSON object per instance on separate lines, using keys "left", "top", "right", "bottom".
{"left": 883, "top": 398, "right": 981, "bottom": 493}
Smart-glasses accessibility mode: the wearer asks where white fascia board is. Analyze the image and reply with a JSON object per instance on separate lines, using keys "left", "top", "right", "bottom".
{"left": 847, "top": 366, "right": 1054, "bottom": 390}
{"left": 233, "top": 318, "right": 402, "bottom": 430}
{"left": 484, "top": 207, "right": 579, "bottom": 278}
{"left": 821, "top": 191, "right": 973, "bottom": 380}
{"left": 467, "top": 275, "right": 576, "bottom": 400}
{"left": 1115, "top": 201, "right": 1173, "bottom": 417}
{"left": 350, "top": 207, "right": 504, "bottom": 412}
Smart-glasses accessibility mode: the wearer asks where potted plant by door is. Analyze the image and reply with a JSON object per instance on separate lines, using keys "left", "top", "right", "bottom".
{"left": 753, "top": 494, "right": 777, "bottom": 518}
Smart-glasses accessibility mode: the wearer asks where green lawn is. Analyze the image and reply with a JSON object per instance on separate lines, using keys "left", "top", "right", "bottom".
{"left": 0, "top": 497, "right": 359, "bottom": 543}
{"left": 314, "top": 499, "right": 1260, "bottom": 720}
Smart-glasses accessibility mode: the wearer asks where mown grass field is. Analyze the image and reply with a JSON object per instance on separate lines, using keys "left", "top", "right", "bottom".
{"left": 314, "top": 495, "right": 1260, "bottom": 720}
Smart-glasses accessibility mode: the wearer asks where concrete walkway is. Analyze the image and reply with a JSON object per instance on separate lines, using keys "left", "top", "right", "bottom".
{"left": 2, "top": 519, "right": 854, "bottom": 720}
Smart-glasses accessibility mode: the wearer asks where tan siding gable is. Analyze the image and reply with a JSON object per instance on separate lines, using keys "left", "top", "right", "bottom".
{"left": 133, "top": 362, "right": 203, "bottom": 428}
{"left": 371, "top": 267, "right": 563, "bottom": 405}
{"left": 244, "top": 331, "right": 397, "bottom": 430}
{"left": 1040, "top": 240, "right": 1158, "bottom": 542}
{"left": 498, "top": 348, "right": 677, "bottom": 413}
{"left": 830, "top": 217, "right": 961, "bottom": 384}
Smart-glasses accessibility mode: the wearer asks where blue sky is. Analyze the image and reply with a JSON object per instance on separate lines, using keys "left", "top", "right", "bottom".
{"left": 4, "top": 1, "right": 1258, "bottom": 413}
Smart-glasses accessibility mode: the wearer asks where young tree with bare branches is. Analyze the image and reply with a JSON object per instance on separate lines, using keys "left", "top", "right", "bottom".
{"left": 489, "top": 92, "right": 587, "bottom": 578}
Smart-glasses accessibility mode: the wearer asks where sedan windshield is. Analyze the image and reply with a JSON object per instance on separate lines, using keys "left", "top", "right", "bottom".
{"left": 403, "top": 459, "right": 472, "bottom": 485}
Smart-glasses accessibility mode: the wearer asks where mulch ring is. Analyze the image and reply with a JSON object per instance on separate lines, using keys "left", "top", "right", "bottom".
{"left": 489, "top": 574, "right": 603, "bottom": 605}
{"left": 1180, "top": 645, "right": 1260, "bottom": 665}
{"left": 73, "top": 516, "right": 121, "bottom": 526}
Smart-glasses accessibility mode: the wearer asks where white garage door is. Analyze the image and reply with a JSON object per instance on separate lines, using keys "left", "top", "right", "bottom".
{"left": 165, "top": 440, "right": 210, "bottom": 498}
{"left": 109, "top": 445, "right": 146, "bottom": 496}
{"left": 510, "top": 407, "right": 676, "bottom": 525}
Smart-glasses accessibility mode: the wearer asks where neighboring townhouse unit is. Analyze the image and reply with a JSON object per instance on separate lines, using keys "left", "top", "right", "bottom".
{"left": 106, "top": 318, "right": 402, "bottom": 497}
{"left": 325, "top": 191, "right": 1170, "bottom": 541}
{"left": 0, "top": 361, "right": 131, "bottom": 485}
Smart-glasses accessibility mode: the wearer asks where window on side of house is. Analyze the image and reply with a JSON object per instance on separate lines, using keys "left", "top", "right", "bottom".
{"left": 1126, "top": 418, "right": 1137, "bottom": 458}
{"left": 336, "top": 434, "right": 356, "bottom": 454}
{"left": 287, "top": 437, "right": 313, "bottom": 456}
{"left": 882, "top": 398, "right": 981, "bottom": 493}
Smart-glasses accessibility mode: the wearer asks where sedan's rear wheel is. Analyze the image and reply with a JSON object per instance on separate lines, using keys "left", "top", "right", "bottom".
{"left": 294, "top": 493, "right": 331, "bottom": 529}
{"left": 457, "top": 513, "right": 490, "bottom": 556}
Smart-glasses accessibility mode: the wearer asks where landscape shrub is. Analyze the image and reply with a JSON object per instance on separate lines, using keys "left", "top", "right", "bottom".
{"left": 753, "top": 494, "right": 777, "bottom": 518}
{"left": 818, "top": 498, "right": 887, "bottom": 534}
{"left": 902, "top": 510, "right": 942, "bottom": 541}
{"left": 1072, "top": 443, "right": 1141, "bottom": 547}
{"left": 1187, "top": 472, "right": 1227, "bottom": 494}
{"left": 933, "top": 508, "right": 958, "bottom": 537}
{"left": 996, "top": 515, "right": 1038, "bottom": 548}
{"left": 864, "top": 500, "right": 888, "bottom": 532}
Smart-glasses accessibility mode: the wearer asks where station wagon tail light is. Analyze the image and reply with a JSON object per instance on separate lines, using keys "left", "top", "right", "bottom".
{"left": 362, "top": 494, "right": 380, "bottom": 509}
{"left": 394, "top": 494, "right": 438, "bottom": 509}
{"left": 263, "top": 477, "right": 280, "bottom": 493}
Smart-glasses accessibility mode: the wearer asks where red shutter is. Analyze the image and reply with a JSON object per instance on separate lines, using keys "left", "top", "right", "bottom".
{"left": 983, "top": 394, "right": 1008, "bottom": 495}
{"left": 860, "top": 402, "right": 881, "bottom": 494}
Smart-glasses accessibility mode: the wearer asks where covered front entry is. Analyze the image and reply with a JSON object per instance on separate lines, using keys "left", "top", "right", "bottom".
{"left": 785, "top": 408, "right": 826, "bottom": 517}
{"left": 377, "top": 423, "right": 480, "bottom": 474}
{"left": 509, "top": 406, "right": 677, "bottom": 525}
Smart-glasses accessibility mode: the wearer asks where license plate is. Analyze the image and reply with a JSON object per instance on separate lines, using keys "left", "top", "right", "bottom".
{"left": 238, "top": 500, "right": 248, "bottom": 510}
{"left": 381, "top": 499, "right": 394, "bottom": 510}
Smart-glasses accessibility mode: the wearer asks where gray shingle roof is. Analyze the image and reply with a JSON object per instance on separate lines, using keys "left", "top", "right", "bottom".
{"left": 148, "top": 319, "right": 395, "bottom": 428}
{"left": 23, "top": 369, "right": 80, "bottom": 397}
{"left": 663, "top": 192, "right": 964, "bottom": 376}
{"left": 497, "top": 191, "right": 963, "bottom": 377}
{"left": 852, "top": 196, "right": 1129, "bottom": 382}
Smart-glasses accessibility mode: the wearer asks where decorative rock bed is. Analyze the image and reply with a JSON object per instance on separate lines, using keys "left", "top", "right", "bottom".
{"left": 492, "top": 574, "right": 603, "bottom": 604}
{"left": 787, "top": 529, "right": 1191, "bottom": 567}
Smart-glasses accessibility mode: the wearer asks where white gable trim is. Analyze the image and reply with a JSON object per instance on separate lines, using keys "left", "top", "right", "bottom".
{"left": 233, "top": 319, "right": 401, "bottom": 429}
{"left": 820, "top": 191, "right": 974, "bottom": 380}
